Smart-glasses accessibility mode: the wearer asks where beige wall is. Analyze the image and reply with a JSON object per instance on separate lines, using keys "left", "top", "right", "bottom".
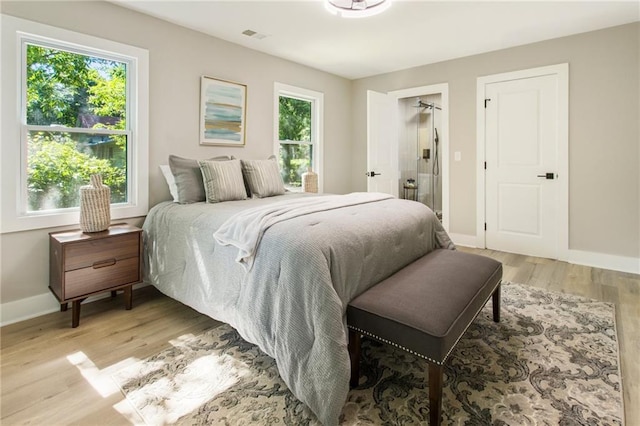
{"left": 351, "top": 23, "right": 640, "bottom": 259}
{"left": 0, "top": 1, "right": 352, "bottom": 305}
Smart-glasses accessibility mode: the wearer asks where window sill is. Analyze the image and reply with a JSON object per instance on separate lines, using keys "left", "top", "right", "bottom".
{"left": 0, "top": 203, "right": 148, "bottom": 234}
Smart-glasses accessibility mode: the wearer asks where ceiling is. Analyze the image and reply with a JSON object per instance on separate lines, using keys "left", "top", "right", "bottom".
{"left": 112, "top": 0, "right": 640, "bottom": 80}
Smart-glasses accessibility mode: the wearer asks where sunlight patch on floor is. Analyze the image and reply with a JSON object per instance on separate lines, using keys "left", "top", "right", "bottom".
{"left": 169, "top": 333, "right": 196, "bottom": 347}
{"left": 113, "top": 398, "right": 146, "bottom": 425}
{"left": 113, "top": 349, "right": 255, "bottom": 424}
{"left": 66, "top": 351, "right": 140, "bottom": 398}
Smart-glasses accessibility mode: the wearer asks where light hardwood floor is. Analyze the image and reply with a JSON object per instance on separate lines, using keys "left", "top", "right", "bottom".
{"left": 1, "top": 248, "right": 638, "bottom": 425}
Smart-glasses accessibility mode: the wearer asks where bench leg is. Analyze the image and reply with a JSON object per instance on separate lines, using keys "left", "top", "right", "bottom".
{"left": 428, "top": 363, "right": 443, "bottom": 426}
{"left": 348, "top": 329, "right": 361, "bottom": 388}
{"left": 492, "top": 283, "right": 501, "bottom": 323}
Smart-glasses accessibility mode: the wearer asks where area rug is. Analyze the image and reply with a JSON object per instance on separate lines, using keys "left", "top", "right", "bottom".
{"left": 112, "top": 282, "right": 623, "bottom": 425}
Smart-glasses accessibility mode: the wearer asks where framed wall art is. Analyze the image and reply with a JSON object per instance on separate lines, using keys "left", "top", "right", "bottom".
{"left": 200, "top": 76, "right": 247, "bottom": 146}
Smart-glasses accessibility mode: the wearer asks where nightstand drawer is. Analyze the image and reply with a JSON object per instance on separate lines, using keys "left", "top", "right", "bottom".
{"left": 50, "top": 224, "right": 142, "bottom": 327}
{"left": 65, "top": 256, "right": 140, "bottom": 299}
{"left": 64, "top": 233, "right": 139, "bottom": 271}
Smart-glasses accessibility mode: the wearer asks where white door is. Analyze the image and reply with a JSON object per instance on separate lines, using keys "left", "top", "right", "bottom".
{"left": 484, "top": 74, "right": 559, "bottom": 258}
{"left": 366, "top": 90, "right": 398, "bottom": 196}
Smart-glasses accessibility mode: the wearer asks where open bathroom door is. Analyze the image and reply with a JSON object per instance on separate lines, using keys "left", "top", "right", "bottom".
{"left": 366, "top": 90, "right": 398, "bottom": 196}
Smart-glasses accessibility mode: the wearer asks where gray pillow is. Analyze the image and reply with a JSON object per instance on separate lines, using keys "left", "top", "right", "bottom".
{"left": 241, "top": 157, "right": 286, "bottom": 198}
{"left": 168, "top": 154, "right": 231, "bottom": 203}
{"left": 199, "top": 159, "right": 247, "bottom": 203}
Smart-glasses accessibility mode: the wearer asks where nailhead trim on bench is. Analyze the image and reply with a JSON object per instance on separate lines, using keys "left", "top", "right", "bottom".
{"left": 347, "top": 280, "right": 502, "bottom": 367}
{"left": 348, "top": 325, "right": 443, "bottom": 365}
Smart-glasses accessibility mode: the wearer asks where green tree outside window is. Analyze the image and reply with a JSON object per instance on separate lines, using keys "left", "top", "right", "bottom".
{"left": 278, "top": 96, "right": 313, "bottom": 188}
{"left": 25, "top": 44, "right": 128, "bottom": 211}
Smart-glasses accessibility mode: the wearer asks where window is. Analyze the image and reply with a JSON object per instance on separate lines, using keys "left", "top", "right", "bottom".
{"left": 274, "top": 83, "right": 323, "bottom": 192}
{"left": 25, "top": 43, "right": 129, "bottom": 211}
{"left": 1, "top": 15, "right": 148, "bottom": 232}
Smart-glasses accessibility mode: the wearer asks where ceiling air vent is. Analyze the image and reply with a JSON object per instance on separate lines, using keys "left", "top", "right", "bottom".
{"left": 241, "top": 29, "right": 267, "bottom": 40}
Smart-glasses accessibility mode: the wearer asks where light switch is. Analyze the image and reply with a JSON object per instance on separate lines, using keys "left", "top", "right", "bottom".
{"left": 454, "top": 151, "right": 461, "bottom": 161}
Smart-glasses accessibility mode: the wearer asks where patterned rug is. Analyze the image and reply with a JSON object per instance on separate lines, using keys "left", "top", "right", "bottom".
{"left": 112, "top": 282, "right": 623, "bottom": 425}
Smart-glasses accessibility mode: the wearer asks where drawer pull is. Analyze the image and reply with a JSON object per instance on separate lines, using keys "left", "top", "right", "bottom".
{"left": 92, "top": 258, "right": 117, "bottom": 269}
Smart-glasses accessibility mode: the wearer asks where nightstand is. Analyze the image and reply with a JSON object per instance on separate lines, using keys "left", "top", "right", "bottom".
{"left": 49, "top": 223, "right": 142, "bottom": 328}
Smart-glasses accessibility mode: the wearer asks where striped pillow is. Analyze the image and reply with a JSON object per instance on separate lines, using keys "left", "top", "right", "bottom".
{"left": 198, "top": 159, "right": 247, "bottom": 203}
{"left": 241, "top": 158, "right": 286, "bottom": 198}
{"left": 169, "top": 154, "right": 232, "bottom": 204}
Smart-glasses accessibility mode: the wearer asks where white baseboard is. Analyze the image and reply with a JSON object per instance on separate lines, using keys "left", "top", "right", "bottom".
{"left": 0, "top": 283, "right": 149, "bottom": 327}
{"left": 449, "top": 233, "right": 478, "bottom": 248}
{"left": 448, "top": 233, "right": 639, "bottom": 275}
{"left": 568, "top": 249, "right": 640, "bottom": 275}
{"left": 0, "top": 292, "right": 60, "bottom": 327}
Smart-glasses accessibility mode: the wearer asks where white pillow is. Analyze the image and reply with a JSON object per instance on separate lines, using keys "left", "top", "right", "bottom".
{"left": 159, "top": 165, "right": 179, "bottom": 202}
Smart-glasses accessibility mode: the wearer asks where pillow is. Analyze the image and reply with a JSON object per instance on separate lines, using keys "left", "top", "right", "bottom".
{"left": 159, "top": 165, "right": 179, "bottom": 202}
{"left": 198, "top": 159, "right": 247, "bottom": 203}
{"left": 241, "top": 157, "right": 286, "bottom": 198}
{"left": 168, "top": 154, "right": 231, "bottom": 203}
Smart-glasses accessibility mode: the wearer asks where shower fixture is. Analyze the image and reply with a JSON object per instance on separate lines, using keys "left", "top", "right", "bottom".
{"left": 415, "top": 98, "right": 442, "bottom": 110}
{"left": 433, "top": 128, "right": 440, "bottom": 177}
{"left": 413, "top": 97, "right": 442, "bottom": 216}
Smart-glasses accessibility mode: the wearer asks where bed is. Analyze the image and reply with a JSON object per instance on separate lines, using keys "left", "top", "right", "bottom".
{"left": 143, "top": 191, "right": 453, "bottom": 425}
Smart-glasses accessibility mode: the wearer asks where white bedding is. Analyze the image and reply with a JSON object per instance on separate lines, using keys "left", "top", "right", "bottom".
{"left": 143, "top": 193, "right": 454, "bottom": 424}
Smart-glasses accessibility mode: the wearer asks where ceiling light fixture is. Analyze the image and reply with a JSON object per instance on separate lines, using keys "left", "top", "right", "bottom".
{"left": 324, "top": 0, "right": 391, "bottom": 18}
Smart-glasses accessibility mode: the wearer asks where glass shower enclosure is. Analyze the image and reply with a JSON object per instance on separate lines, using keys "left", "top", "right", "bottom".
{"left": 399, "top": 96, "right": 442, "bottom": 220}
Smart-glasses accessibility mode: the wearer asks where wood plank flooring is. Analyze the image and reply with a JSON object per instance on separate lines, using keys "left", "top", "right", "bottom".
{"left": 1, "top": 248, "right": 638, "bottom": 425}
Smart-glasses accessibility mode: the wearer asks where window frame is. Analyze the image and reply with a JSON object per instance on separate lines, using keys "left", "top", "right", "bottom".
{"left": 1, "top": 15, "right": 149, "bottom": 233}
{"left": 273, "top": 82, "right": 324, "bottom": 193}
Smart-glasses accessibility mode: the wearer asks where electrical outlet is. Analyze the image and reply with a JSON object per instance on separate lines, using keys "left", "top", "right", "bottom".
{"left": 454, "top": 151, "right": 462, "bottom": 161}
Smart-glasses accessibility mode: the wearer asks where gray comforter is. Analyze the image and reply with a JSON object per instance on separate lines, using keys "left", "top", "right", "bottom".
{"left": 143, "top": 193, "right": 454, "bottom": 425}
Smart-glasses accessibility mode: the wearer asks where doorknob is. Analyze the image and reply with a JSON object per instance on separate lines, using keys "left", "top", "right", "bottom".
{"left": 537, "top": 172, "right": 555, "bottom": 180}
{"left": 366, "top": 171, "right": 382, "bottom": 177}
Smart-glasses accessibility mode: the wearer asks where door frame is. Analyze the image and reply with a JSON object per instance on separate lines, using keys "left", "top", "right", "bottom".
{"left": 388, "top": 83, "right": 450, "bottom": 232}
{"left": 476, "top": 64, "right": 569, "bottom": 260}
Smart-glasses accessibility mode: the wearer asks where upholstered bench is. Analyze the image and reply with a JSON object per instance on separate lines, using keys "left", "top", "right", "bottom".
{"left": 347, "top": 249, "right": 503, "bottom": 426}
